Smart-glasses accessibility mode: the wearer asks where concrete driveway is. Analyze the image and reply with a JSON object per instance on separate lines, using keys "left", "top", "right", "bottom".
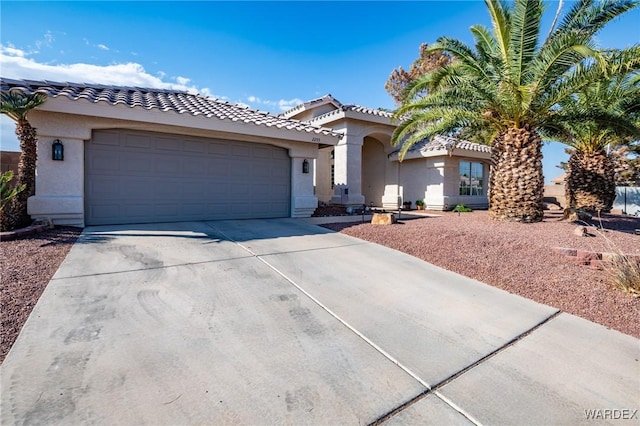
{"left": 1, "top": 219, "right": 638, "bottom": 425}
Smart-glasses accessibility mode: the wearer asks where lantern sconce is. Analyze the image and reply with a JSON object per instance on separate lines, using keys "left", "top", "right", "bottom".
{"left": 52, "top": 139, "right": 64, "bottom": 161}
{"left": 302, "top": 159, "right": 309, "bottom": 174}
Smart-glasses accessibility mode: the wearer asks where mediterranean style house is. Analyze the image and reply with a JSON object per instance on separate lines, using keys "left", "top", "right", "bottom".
{"left": 1, "top": 78, "right": 490, "bottom": 227}
{"left": 282, "top": 95, "right": 491, "bottom": 211}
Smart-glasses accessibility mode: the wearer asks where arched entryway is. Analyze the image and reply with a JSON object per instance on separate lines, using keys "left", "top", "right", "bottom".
{"left": 361, "top": 136, "right": 387, "bottom": 206}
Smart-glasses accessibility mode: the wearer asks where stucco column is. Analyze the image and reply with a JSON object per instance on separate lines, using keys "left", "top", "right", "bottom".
{"left": 331, "top": 133, "right": 365, "bottom": 205}
{"left": 314, "top": 148, "right": 333, "bottom": 203}
{"left": 28, "top": 136, "right": 85, "bottom": 226}
{"left": 290, "top": 155, "right": 318, "bottom": 218}
{"left": 382, "top": 159, "right": 400, "bottom": 209}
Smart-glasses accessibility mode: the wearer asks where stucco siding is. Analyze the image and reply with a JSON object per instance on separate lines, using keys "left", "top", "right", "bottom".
{"left": 398, "top": 159, "right": 429, "bottom": 207}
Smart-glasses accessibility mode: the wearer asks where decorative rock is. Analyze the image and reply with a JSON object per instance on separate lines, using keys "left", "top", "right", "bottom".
{"left": 563, "top": 208, "right": 592, "bottom": 222}
{"left": 573, "top": 226, "right": 588, "bottom": 237}
{"left": 371, "top": 213, "right": 395, "bottom": 225}
{"left": 576, "top": 250, "right": 601, "bottom": 261}
{"left": 551, "top": 247, "right": 577, "bottom": 257}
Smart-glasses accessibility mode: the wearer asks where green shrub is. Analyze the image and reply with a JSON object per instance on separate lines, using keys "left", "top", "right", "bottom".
{"left": 452, "top": 203, "right": 472, "bottom": 212}
{"left": 415, "top": 199, "right": 425, "bottom": 206}
{"left": 0, "top": 171, "right": 24, "bottom": 212}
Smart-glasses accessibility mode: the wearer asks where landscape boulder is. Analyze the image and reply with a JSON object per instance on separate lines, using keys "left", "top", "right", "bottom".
{"left": 371, "top": 213, "right": 396, "bottom": 225}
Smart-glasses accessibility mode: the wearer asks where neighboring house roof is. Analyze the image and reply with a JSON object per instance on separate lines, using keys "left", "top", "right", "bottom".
{"left": 280, "top": 94, "right": 342, "bottom": 118}
{"left": 389, "top": 135, "right": 491, "bottom": 161}
{"left": 0, "top": 78, "right": 341, "bottom": 137}
{"left": 551, "top": 173, "right": 567, "bottom": 185}
{"left": 281, "top": 94, "right": 393, "bottom": 125}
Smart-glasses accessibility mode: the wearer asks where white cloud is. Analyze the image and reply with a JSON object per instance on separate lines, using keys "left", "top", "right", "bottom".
{"left": 0, "top": 45, "right": 220, "bottom": 98}
{"left": 244, "top": 95, "right": 303, "bottom": 112}
{"left": 175, "top": 76, "right": 190, "bottom": 85}
{"left": 0, "top": 45, "right": 228, "bottom": 150}
{"left": 278, "top": 98, "right": 304, "bottom": 110}
{"left": 1, "top": 45, "right": 25, "bottom": 57}
{"left": 97, "top": 44, "right": 109, "bottom": 51}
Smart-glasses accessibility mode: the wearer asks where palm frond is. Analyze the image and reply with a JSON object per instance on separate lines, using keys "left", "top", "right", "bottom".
{"left": 508, "top": 0, "right": 544, "bottom": 86}
{"left": 1, "top": 90, "right": 47, "bottom": 121}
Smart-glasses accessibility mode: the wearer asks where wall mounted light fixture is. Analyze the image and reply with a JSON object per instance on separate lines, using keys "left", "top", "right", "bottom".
{"left": 52, "top": 139, "right": 64, "bottom": 161}
{"left": 302, "top": 159, "right": 309, "bottom": 174}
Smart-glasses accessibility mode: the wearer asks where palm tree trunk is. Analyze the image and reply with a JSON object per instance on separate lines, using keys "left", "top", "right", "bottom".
{"left": 489, "top": 126, "right": 544, "bottom": 223}
{"left": 565, "top": 150, "right": 616, "bottom": 213}
{"left": 7, "top": 118, "right": 38, "bottom": 229}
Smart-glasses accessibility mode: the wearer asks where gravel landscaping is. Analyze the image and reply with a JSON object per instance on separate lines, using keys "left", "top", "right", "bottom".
{"left": 322, "top": 210, "right": 640, "bottom": 339}
{"left": 0, "top": 227, "right": 81, "bottom": 364}
{"left": 1, "top": 212, "right": 638, "bottom": 365}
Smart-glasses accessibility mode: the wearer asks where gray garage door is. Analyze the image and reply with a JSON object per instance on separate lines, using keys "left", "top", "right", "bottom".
{"left": 85, "top": 130, "right": 290, "bottom": 225}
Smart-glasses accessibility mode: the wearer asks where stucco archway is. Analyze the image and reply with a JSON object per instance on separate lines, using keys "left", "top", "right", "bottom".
{"left": 361, "top": 136, "right": 387, "bottom": 206}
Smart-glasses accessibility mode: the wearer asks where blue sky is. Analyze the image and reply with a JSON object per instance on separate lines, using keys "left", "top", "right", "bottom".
{"left": 1, "top": 1, "right": 638, "bottom": 182}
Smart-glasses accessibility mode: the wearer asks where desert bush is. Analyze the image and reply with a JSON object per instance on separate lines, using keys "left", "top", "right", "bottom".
{"left": 606, "top": 254, "right": 640, "bottom": 297}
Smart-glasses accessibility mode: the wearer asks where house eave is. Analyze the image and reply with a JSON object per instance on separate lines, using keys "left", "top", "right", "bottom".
{"left": 36, "top": 97, "right": 341, "bottom": 146}
{"left": 389, "top": 147, "right": 491, "bottom": 162}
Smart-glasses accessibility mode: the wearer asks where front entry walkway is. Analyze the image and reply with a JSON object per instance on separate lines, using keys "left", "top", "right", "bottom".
{"left": 1, "top": 219, "right": 638, "bottom": 424}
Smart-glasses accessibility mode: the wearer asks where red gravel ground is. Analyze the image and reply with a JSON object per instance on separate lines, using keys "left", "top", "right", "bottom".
{"left": 322, "top": 211, "right": 640, "bottom": 339}
{"left": 0, "top": 227, "right": 81, "bottom": 364}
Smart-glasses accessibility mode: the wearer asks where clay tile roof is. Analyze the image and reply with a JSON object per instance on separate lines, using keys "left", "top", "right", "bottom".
{"left": 281, "top": 94, "right": 393, "bottom": 122}
{"left": 280, "top": 94, "right": 339, "bottom": 117}
{"left": 339, "top": 104, "right": 393, "bottom": 118}
{"left": 396, "top": 135, "right": 491, "bottom": 155}
{"left": 0, "top": 78, "right": 341, "bottom": 137}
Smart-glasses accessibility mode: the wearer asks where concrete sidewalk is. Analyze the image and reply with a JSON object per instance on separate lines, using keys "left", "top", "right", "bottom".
{"left": 1, "top": 219, "right": 638, "bottom": 425}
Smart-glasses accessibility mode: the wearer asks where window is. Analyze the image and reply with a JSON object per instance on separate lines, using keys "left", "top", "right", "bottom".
{"left": 459, "top": 161, "right": 484, "bottom": 196}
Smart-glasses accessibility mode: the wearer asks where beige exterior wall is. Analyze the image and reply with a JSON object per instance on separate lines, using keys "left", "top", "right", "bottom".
{"left": 398, "top": 159, "right": 429, "bottom": 207}
{"left": 396, "top": 155, "right": 489, "bottom": 211}
{"left": 26, "top": 100, "right": 339, "bottom": 226}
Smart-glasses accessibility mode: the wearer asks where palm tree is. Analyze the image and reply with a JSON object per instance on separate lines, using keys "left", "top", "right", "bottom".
{"left": 391, "top": 0, "right": 639, "bottom": 223}
{"left": 1, "top": 90, "right": 47, "bottom": 230}
{"left": 545, "top": 56, "right": 640, "bottom": 213}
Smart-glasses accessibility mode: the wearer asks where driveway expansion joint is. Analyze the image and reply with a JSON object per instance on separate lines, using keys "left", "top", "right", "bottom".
{"left": 50, "top": 255, "right": 254, "bottom": 281}
{"left": 367, "top": 310, "right": 563, "bottom": 425}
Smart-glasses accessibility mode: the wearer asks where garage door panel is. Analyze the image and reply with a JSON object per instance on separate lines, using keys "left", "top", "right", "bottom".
{"left": 89, "top": 151, "right": 122, "bottom": 173}
{"left": 155, "top": 156, "right": 180, "bottom": 174}
{"left": 86, "top": 130, "right": 291, "bottom": 225}
{"left": 207, "top": 142, "right": 229, "bottom": 156}
{"left": 91, "top": 131, "right": 120, "bottom": 146}
{"left": 231, "top": 145, "right": 251, "bottom": 157}
{"left": 89, "top": 178, "right": 121, "bottom": 198}
{"left": 88, "top": 203, "right": 121, "bottom": 220}
{"left": 184, "top": 157, "right": 209, "bottom": 175}
{"left": 125, "top": 134, "right": 152, "bottom": 149}
{"left": 184, "top": 139, "right": 207, "bottom": 153}
{"left": 156, "top": 137, "right": 182, "bottom": 151}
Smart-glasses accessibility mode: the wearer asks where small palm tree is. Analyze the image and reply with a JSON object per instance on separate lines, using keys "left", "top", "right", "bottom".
{"left": 392, "top": 0, "right": 638, "bottom": 223}
{"left": 0, "top": 90, "right": 47, "bottom": 230}
{"left": 545, "top": 55, "right": 640, "bottom": 213}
